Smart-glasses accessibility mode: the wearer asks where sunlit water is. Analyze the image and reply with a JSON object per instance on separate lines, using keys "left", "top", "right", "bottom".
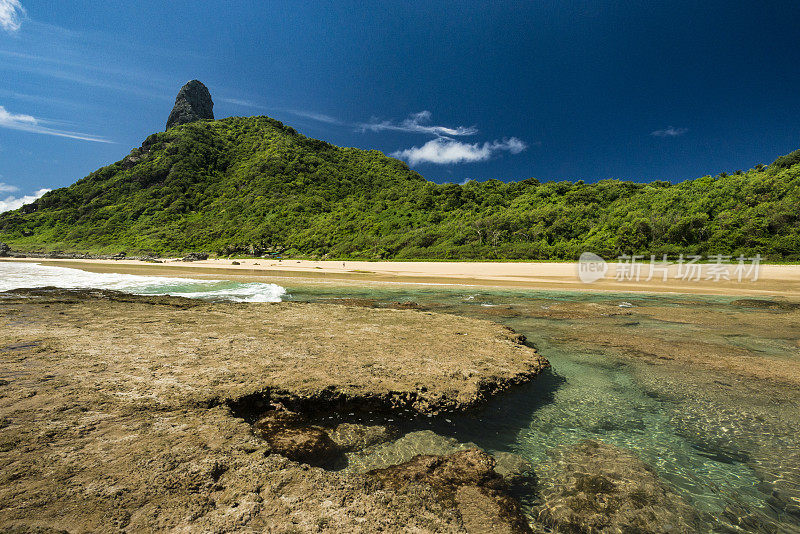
{"left": 2, "top": 262, "right": 798, "bottom": 532}
{"left": 286, "top": 284, "right": 800, "bottom": 532}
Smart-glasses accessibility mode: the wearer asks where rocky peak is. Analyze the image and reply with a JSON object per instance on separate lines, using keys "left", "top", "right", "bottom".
{"left": 166, "top": 80, "right": 214, "bottom": 130}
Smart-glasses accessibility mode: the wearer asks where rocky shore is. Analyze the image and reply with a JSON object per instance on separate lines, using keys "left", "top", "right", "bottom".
{"left": 0, "top": 288, "right": 547, "bottom": 532}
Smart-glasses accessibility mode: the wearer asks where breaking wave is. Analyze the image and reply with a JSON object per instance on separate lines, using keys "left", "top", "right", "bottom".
{"left": 0, "top": 262, "right": 286, "bottom": 302}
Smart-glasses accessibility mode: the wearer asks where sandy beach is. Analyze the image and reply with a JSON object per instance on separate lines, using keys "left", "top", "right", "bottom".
{"left": 3, "top": 257, "right": 800, "bottom": 297}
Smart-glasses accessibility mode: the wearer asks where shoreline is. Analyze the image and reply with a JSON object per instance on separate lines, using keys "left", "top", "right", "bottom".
{"left": 3, "top": 256, "right": 800, "bottom": 297}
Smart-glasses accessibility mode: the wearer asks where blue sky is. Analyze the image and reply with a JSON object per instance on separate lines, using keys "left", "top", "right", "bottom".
{"left": 1, "top": 1, "right": 800, "bottom": 210}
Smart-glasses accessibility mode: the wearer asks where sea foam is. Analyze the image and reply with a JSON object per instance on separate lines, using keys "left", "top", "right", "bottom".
{"left": 0, "top": 262, "right": 286, "bottom": 302}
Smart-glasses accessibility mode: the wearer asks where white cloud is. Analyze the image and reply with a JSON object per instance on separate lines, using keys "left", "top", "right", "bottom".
{"left": 0, "top": 0, "right": 24, "bottom": 33}
{"left": 0, "top": 182, "right": 19, "bottom": 193}
{"left": 217, "top": 103, "right": 344, "bottom": 126}
{"left": 360, "top": 111, "right": 477, "bottom": 137}
{"left": 290, "top": 110, "right": 342, "bottom": 125}
{"left": 651, "top": 126, "right": 688, "bottom": 138}
{"left": 0, "top": 105, "right": 112, "bottom": 143}
{"left": 391, "top": 137, "right": 527, "bottom": 165}
{"left": 0, "top": 187, "right": 50, "bottom": 213}
{"left": 219, "top": 97, "right": 266, "bottom": 109}
{"left": 220, "top": 97, "right": 257, "bottom": 107}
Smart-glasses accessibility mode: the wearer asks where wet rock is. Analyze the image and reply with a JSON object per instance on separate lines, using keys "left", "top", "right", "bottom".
{"left": 534, "top": 440, "right": 701, "bottom": 533}
{"left": 166, "top": 80, "right": 214, "bottom": 130}
{"left": 731, "top": 298, "right": 800, "bottom": 310}
{"left": 721, "top": 502, "right": 785, "bottom": 532}
{"left": 370, "top": 448, "right": 499, "bottom": 490}
{"left": 503, "top": 327, "right": 527, "bottom": 345}
{"left": 329, "top": 298, "right": 378, "bottom": 308}
{"left": 327, "top": 422, "right": 395, "bottom": 452}
{"left": 369, "top": 449, "right": 532, "bottom": 533}
{"left": 253, "top": 411, "right": 340, "bottom": 466}
{"left": 456, "top": 485, "right": 532, "bottom": 534}
{"left": 0, "top": 242, "right": 10, "bottom": 257}
{"left": 262, "top": 426, "right": 339, "bottom": 465}
{"left": 392, "top": 301, "right": 422, "bottom": 310}
{"left": 491, "top": 451, "right": 533, "bottom": 484}
{"left": 253, "top": 409, "right": 306, "bottom": 430}
{"left": 181, "top": 252, "right": 209, "bottom": 262}
{"left": 346, "top": 430, "right": 478, "bottom": 473}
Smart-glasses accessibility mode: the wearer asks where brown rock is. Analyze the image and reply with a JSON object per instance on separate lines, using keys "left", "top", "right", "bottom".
{"left": 491, "top": 451, "right": 533, "bottom": 484}
{"left": 253, "top": 411, "right": 340, "bottom": 466}
{"left": 456, "top": 485, "right": 531, "bottom": 534}
{"left": 369, "top": 449, "right": 532, "bottom": 533}
{"left": 0, "top": 290, "right": 547, "bottom": 532}
{"left": 328, "top": 422, "right": 395, "bottom": 452}
{"left": 370, "top": 448, "right": 499, "bottom": 492}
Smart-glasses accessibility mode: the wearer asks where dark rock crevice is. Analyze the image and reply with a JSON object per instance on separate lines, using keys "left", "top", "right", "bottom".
{"left": 225, "top": 360, "right": 547, "bottom": 424}
{"left": 228, "top": 385, "right": 542, "bottom": 531}
{"left": 241, "top": 399, "right": 536, "bottom": 532}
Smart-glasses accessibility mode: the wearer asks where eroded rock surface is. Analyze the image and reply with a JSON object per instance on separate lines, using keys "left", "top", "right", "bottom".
{"left": 253, "top": 410, "right": 340, "bottom": 466}
{"left": 370, "top": 449, "right": 533, "bottom": 533}
{"left": 0, "top": 289, "right": 546, "bottom": 532}
{"left": 0, "top": 288, "right": 546, "bottom": 414}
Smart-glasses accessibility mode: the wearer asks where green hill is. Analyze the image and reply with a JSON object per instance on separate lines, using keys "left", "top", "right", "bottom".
{"left": 1, "top": 115, "right": 799, "bottom": 261}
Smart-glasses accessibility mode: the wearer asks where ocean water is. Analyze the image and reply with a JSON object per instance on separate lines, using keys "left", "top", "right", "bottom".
{"left": 2, "top": 261, "right": 798, "bottom": 532}
{"left": 0, "top": 261, "right": 286, "bottom": 302}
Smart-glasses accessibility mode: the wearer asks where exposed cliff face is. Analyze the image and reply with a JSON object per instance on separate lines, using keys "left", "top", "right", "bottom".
{"left": 166, "top": 79, "right": 214, "bottom": 130}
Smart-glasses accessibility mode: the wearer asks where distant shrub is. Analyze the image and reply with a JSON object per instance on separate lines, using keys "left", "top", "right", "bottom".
{"left": 0, "top": 115, "right": 798, "bottom": 261}
{"left": 771, "top": 149, "right": 800, "bottom": 170}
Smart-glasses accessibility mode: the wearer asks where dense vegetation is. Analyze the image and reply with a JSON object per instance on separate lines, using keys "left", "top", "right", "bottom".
{"left": 1, "top": 116, "right": 799, "bottom": 260}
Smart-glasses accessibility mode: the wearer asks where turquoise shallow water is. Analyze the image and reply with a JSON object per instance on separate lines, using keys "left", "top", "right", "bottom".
{"left": 281, "top": 283, "right": 800, "bottom": 532}
{"left": 3, "top": 263, "right": 799, "bottom": 531}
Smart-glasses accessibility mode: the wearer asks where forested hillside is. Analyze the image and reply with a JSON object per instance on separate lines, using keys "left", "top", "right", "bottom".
{"left": 1, "top": 116, "right": 798, "bottom": 260}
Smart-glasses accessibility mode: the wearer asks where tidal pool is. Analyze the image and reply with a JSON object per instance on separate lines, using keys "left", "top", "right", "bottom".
{"left": 285, "top": 283, "right": 800, "bottom": 532}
